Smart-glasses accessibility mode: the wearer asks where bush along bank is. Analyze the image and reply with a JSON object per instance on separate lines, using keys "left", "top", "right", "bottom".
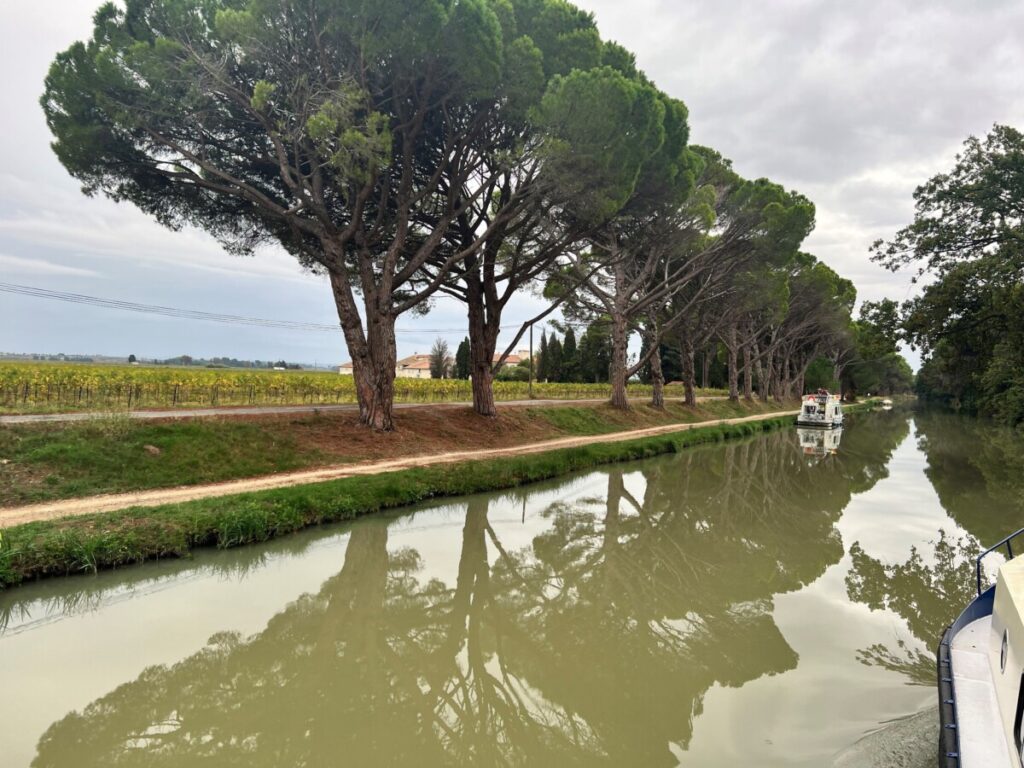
{"left": 0, "top": 408, "right": 866, "bottom": 589}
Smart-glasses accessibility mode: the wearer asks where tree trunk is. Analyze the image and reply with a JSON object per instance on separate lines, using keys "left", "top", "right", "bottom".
{"left": 466, "top": 282, "right": 499, "bottom": 417}
{"left": 781, "top": 350, "right": 792, "bottom": 401}
{"left": 329, "top": 271, "right": 396, "bottom": 431}
{"left": 727, "top": 326, "right": 740, "bottom": 402}
{"left": 609, "top": 313, "right": 630, "bottom": 410}
{"left": 702, "top": 348, "right": 711, "bottom": 391}
{"left": 362, "top": 309, "right": 398, "bottom": 429}
{"left": 649, "top": 341, "right": 665, "bottom": 409}
{"left": 681, "top": 334, "right": 697, "bottom": 407}
{"left": 471, "top": 361, "right": 496, "bottom": 417}
{"left": 742, "top": 343, "right": 754, "bottom": 401}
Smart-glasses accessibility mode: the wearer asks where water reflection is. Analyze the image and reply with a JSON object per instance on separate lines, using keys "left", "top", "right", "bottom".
{"left": 915, "top": 411, "right": 1024, "bottom": 543}
{"left": 796, "top": 426, "right": 843, "bottom": 460}
{"left": 24, "top": 414, "right": 918, "bottom": 767}
{"left": 842, "top": 411, "right": 1024, "bottom": 687}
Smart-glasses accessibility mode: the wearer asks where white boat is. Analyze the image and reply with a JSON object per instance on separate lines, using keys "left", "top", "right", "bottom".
{"left": 796, "top": 390, "right": 843, "bottom": 428}
{"left": 939, "top": 529, "right": 1024, "bottom": 767}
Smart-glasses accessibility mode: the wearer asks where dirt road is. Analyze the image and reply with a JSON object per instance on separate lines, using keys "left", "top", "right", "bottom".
{"left": 0, "top": 409, "right": 796, "bottom": 528}
{"left": 0, "top": 396, "right": 726, "bottom": 425}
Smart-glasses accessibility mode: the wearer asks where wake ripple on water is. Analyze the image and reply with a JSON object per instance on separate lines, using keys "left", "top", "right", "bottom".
{"left": 832, "top": 706, "right": 937, "bottom": 768}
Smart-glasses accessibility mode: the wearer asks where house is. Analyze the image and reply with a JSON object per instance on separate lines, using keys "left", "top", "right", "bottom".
{"left": 395, "top": 354, "right": 434, "bottom": 379}
{"left": 338, "top": 353, "right": 450, "bottom": 379}
{"left": 497, "top": 350, "right": 530, "bottom": 365}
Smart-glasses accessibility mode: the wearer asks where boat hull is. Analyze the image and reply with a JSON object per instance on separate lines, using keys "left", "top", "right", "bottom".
{"left": 937, "top": 585, "right": 1000, "bottom": 768}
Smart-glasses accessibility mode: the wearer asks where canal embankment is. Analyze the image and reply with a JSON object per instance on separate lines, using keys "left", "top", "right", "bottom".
{"left": 0, "top": 400, "right": 826, "bottom": 587}
{"left": 0, "top": 398, "right": 776, "bottom": 508}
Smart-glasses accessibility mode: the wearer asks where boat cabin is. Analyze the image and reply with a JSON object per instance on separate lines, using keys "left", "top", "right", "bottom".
{"left": 796, "top": 390, "right": 843, "bottom": 428}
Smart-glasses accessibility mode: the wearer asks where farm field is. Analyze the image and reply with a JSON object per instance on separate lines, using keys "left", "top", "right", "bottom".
{"left": 0, "top": 362, "right": 724, "bottom": 414}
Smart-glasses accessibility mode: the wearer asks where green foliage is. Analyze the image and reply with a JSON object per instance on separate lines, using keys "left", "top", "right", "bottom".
{"left": 534, "top": 66, "right": 669, "bottom": 224}
{"left": 560, "top": 326, "right": 579, "bottom": 382}
{"left": 873, "top": 124, "right": 1024, "bottom": 422}
{"left": 804, "top": 357, "right": 838, "bottom": 391}
{"left": 839, "top": 300, "right": 914, "bottom": 397}
{"left": 454, "top": 338, "right": 471, "bottom": 380}
{"left": 576, "top": 324, "right": 612, "bottom": 383}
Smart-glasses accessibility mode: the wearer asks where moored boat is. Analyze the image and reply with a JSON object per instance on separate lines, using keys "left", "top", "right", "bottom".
{"left": 796, "top": 390, "right": 843, "bottom": 428}
{"left": 938, "top": 529, "right": 1024, "bottom": 767}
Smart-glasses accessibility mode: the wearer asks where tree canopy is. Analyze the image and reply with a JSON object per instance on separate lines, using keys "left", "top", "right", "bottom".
{"left": 873, "top": 124, "right": 1024, "bottom": 421}
{"left": 44, "top": 0, "right": 872, "bottom": 423}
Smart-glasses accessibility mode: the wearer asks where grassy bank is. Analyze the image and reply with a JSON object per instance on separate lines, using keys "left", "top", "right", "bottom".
{"left": 1, "top": 398, "right": 784, "bottom": 506}
{"left": 0, "top": 412, "right": 799, "bottom": 588}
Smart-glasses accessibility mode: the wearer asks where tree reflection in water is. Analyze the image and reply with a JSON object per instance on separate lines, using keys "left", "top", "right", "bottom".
{"left": 843, "top": 410, "right": 1024, "bottom": 685}
{"left": 31, "top": 416, "right": 913, "bottom": 767}
{"left": 846, "top": 531, "right": 979, "bottom": 685}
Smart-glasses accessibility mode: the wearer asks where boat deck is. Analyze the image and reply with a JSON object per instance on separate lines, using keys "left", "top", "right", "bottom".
{"left": 951, "top": 615, "right": 1016, "bottom": 767}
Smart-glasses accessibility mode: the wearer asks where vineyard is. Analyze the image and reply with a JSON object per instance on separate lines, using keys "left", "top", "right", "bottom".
{"left": 0, "top": 362, "right": 719, "bottom": 413}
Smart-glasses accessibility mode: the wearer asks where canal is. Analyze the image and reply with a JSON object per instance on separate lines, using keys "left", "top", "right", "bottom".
{"left": 1, "top": 408, "right": 1018, "bottom": 766}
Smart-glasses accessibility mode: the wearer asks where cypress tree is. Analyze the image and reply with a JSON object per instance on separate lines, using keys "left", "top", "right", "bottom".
{"left": 548, "top": 336, "right": 564, "bottom": 383}
{"left": 454, "top": 338, "right": 471, "bottom": 380}
{"left": 562, "top": 326, "right": 579, "bottom": 382}
{"left": 538, "top": 331, "right": 549, "bottom": 382}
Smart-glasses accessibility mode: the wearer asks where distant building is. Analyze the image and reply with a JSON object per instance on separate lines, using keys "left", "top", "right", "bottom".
{"left": 336, "top": 354, "right": 438, "bottom": 379}
{"left": 497, "top": 350, "right": 530, "bottom": 365}
{"left": 338, "top": 350, "right": 530, "bottom": 379}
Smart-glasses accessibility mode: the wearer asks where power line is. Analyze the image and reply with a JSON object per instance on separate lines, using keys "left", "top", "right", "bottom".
{"left": 0, "top": 281, "right": 592, "bottom": 335}
{"left": 1, "top": 282, "right": 342, "bottom": 331}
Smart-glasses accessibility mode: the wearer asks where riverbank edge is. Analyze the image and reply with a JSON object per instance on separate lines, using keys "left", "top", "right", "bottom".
{"left": 0, "top": 404, "right": 872, "bottom": 589}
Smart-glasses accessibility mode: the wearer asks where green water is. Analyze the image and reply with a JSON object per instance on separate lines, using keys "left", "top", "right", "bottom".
{"left": 2, "top": 408, "right": 1021, "bottom": 767}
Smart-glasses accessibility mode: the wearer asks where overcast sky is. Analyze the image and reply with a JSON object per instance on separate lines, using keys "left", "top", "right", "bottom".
{"left": 2, "top": 1, "right": 1022, "bottom": 367}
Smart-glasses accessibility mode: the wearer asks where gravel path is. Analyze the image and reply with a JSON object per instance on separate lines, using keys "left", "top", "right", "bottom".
{"left": 0, "top": 396, "right": 726, "bottom": 425}
{"left": 0, "top": 409, "right": 796, "bottom": 528}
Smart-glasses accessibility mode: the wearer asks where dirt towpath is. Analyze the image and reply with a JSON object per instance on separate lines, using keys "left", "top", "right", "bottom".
{"left": 0, "top": 409, "right": 797, "bottom": 529}
{"left": 0, "top": 396, "right": 725, "bottom": 425}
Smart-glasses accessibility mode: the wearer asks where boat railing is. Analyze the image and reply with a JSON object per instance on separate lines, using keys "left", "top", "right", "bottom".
{"left": 976, "top": 527, "right": 1024, "bottom": 595}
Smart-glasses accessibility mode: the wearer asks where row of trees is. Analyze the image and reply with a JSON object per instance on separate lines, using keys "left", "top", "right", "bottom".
{"left": 45, "top": 0, "right": 870, "bottom": 429}
{"left": 874, "top": 124, "right": 1023, "bottom": 423}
